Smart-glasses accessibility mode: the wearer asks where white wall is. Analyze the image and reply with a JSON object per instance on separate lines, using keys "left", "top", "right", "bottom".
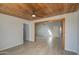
{"left": 36, "top": 22, "right": 61, "bottom": 39}
{"left": 36, "top": 22, "right": 50, "bottom": 38}
{"left": 0, "top": 13, "right": 33, "bottom": 51}
{"left": 23, "top": 23, "right": 35, "bottom": 42}
{"left": 65, "top": 11, "right": 78, "bottom": 53}
{"left": 77, "top": 11, "right": 79, "bottom": 54}
{"left": 34, "top": 11, "right": 79, "bottom": 54}
{"left": 29, "top": 23, "right": 35, "bottom": 42}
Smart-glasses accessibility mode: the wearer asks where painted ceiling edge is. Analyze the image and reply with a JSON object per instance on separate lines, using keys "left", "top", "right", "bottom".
{"left": 32, "top": 10, "right": 79, "bottom": 23}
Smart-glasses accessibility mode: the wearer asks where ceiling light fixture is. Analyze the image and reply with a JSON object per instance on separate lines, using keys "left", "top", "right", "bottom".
{"left": 32, "top": 14, "right": 36, "bottom": 17}
{"left": 31, "top": 10, "right": 36, "bottom": 18}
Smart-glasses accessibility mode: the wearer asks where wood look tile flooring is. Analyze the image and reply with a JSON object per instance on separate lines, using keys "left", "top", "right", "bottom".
{"left": 0, "top": 37, "right": 77, "bottom": 55}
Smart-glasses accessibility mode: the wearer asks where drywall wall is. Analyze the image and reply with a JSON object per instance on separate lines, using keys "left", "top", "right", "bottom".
{"left": 77, "top": 11, "right": 79, "bottom": 54}
{"left": 65, "top": 11, "right": 78, "bottom": 53}
{"left": 23, "top": 23, "right": 35, "bottom": 42}
{"left": 34, "top": 11, "right": 79, "bottom": 54}
{"left": 0, "top": 14, "right": 23, "bottom": 51}
{"left": 36, "top": 22, "right": 50, "bottom": 38}
{"left": 29, "top": 23, "right": 35, "bottom": 42}
{"left": 36, "top": 22, "right": 61, "bottom": 39}
{"left": 0, "top": 13, "right": 33, "bottom": 51}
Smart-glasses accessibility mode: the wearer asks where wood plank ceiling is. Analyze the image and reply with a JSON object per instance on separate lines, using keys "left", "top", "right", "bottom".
{"left": 0, "top": 3, "right": 79, "bottom": 21}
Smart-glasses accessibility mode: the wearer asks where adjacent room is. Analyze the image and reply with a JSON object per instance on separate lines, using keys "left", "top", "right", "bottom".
{"left": 0, "top": 3, "right": 79, "bottom": 55}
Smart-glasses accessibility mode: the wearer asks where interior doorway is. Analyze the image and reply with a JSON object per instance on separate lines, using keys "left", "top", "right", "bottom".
{"left": 23, "top": 23, "right": 30, "bottom": 43}
{"left": 35, "top": 18, "right": 65, "bottom": 49}
{"left": 47, "top": 18, "right": 65, "bottom": 49}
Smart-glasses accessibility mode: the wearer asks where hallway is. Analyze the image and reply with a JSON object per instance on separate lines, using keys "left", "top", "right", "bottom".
{"left": 0, "top": 38, "right": 77, "bottom": 55}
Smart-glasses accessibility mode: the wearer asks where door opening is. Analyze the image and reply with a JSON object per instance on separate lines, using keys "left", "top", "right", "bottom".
{"left": 35, "top": 18, "right": 65, "bottom": 49}
{"left": 23, "top": 23, "right": 30, "bottom": 43}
